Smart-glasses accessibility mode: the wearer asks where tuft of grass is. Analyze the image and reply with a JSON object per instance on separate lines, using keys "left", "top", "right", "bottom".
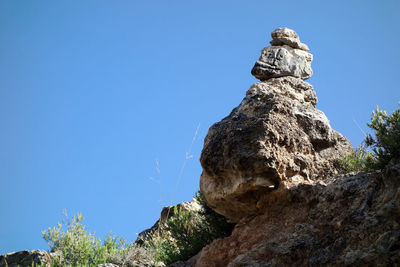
{"left": 339, "top": 145, "right": 374, "bottom": 173}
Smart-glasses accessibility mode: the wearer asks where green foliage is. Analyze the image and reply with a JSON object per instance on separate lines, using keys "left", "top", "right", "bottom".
{"left": 42, "top": 212, "right": 131, "bottom": 266}
{"left": 339, "top": 103, "right": 400, "bottom": 172}
{"left": 365, "top": 104, "right": 400, "bottom": 169}
{"left": 146, "top": 191, "right": 234, "bottom": 265}
{"left": 42, "top": 193, "right": 234, "bottom": 266}
{"left": 339, "top": 145, "right": 374, "bottom": 173}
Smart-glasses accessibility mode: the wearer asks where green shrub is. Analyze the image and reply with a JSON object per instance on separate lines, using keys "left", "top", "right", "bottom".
{"left": 42, "top": 212, "right": 131, "bottom": 266}
{"left": 365, "top": 104, "right": 400, "bottom": 169}
{"left": 145, "top": 191, "right": 234, "bottom": 265}
{"left": 339, "top": 103, "right": 400, "bottom": 172}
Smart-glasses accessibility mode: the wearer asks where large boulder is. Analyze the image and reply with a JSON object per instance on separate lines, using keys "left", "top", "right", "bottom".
{"left": 200, "top": 28, "right": 352, "bottom": 223}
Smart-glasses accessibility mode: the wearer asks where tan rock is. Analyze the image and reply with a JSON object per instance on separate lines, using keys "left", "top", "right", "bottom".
{"left": 192, "top": 162, "right": 400, "bottom": 266}
{"left": 200, "top": 76, "right": 352, "bottom": 222}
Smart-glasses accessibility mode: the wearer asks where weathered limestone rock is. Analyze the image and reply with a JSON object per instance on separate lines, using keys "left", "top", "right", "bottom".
{"left": 251, "top": 28, "right": 312, "bottom": 80}
{"left": 270, "top": 27, "right": 310, "bottom": 51}
{"left": 190, "top": 161, "right": 400, "bottom": 266}
{"left": 200, "top": 28, "right": 352, "bottom": 223}
{"left": 200, "top": 76, "right": 352, "bottom": 222}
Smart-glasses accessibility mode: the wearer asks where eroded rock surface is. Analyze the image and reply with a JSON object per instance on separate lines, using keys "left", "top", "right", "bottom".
{"left": 192, "top": 28, "right": 400, "bottom": 267}
{"left": 270, "top": 27, "right": 310, "bottom": 51}
{"left": 200, "top": 28, "right": 352, "bottom": 223}
{"left": 191, "top": 161, "right": 400, "bottom": 266}
{"left": 200, "top": 75, "right": 352, "bottom": 222}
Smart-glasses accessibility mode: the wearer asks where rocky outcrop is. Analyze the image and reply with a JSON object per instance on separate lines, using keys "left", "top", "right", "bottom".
{"left": 191, "top": 160, "right": 400, "bottom": 266}
{"left": 181, "top": 27, "right": 400, "bottom": 267}
{"left": 200, "top": 28, "right": 352, "bottom": 222}
{"left": 0, "top": 250, "right": 53, "bottom": 267}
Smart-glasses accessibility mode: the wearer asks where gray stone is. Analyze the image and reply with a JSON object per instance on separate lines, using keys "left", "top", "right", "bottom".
{"left": 271, "top": 27, "right": 299, "bottom": 39}
{"left": 251, "top": 45, "right": 313, "bottom": 81}
{"left": 251, "top": 28, "right": 312, "bottom": 81}
{"left": 0, "top": 250, "right": 52, "bottom": 267}
{"left": 270, "top": 27, "right": 309, "bottom": 51}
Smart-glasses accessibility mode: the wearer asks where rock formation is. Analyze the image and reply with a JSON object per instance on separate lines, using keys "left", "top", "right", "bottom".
{"left": 200, "top": 28, "right": 352, "bottom": 222}
{"left": 174, "top": 29, "right": 400, "bottom": 266}
{"left": 192, "top": 160, "right": 400, "bottom": 266}
{"left": 3, "top": 28, "right": 399, "bottom": 267}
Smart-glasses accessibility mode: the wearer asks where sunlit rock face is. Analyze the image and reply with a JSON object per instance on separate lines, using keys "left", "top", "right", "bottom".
{"left": 270, "top": 27, "right": 310, "bottom": 51}
{"left": 251, "top": 28, "right": 313, "bottom": 81}
{"left": 199, "top": 28, "right": 352, "bottom": 223}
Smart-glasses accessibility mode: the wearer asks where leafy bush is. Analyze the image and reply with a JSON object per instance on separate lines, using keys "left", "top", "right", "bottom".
{"left": 145, "top": 191, "right": 234, "bottom": 265}
{"left": 364, "top": 104, "right": 400, "bottom": 169}
{"left": 42, "top": 193, "right": 234, "bottom": 266}
{"left": 42, "top": 212, "right": 132, "bottom": 266}
{"left": 339, "top": 104, "right": 400, "bottom": 172}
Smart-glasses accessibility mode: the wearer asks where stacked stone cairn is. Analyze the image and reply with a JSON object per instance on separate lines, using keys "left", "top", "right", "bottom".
{"left": 200, "top": 28, "right": 353, "bottom": 222}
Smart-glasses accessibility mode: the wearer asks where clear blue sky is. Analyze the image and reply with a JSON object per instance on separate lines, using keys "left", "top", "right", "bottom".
{"left": 1, "top": 0, "right": 399, "bottom": 254}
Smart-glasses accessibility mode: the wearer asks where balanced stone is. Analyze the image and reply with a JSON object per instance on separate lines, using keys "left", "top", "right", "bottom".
{"left": 251, "top": 28, "right": 312, "bottom": 81}
{"left": 270, "top": 27, "right": 309, "bottom": 51}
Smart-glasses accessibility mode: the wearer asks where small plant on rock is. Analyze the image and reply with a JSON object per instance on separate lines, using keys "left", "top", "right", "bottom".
{"left": 339, "top": 144, "right": 374, "bottom": 173}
